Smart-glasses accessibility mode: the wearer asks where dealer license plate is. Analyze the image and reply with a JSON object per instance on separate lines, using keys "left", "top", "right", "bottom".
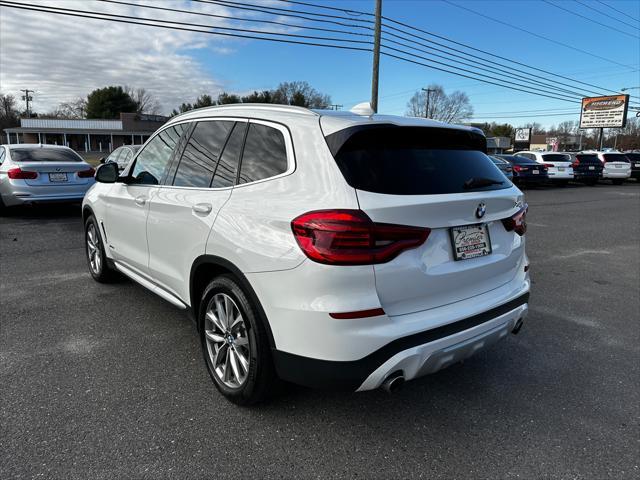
{"left": 450, "top": 224, "right": 492, "bottom": 261}
{"left": 532, "top": 170, "right": 539, "bottom": 174}
{"left": 48, "top": 173, "right": 68, "bottom": 182}
{"left": 589, "top": 166, "right": 595, "bottom": 170}
{"left": 558, "top": 167, "right": 565, "bottom": 171}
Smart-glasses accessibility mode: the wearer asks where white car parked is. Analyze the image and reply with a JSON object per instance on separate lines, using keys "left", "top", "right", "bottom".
{"left": 596, "top": 152, "right": 631, "bottom": 184}
{"left": 514, "top": 151, "right": 574, "bottom": 185}
{"left": 82, "top": 104, "right": 530, "bottom": 405}
{"left": 0, "top": 144, "right": 95, "bottom": 211}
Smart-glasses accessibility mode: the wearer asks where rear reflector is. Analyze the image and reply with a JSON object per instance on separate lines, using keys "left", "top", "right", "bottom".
{"left": 329, "top": 308, "right": 385, "bottom": 319}
{"left": 7, "top": 167, "right": 38, "bottom": 180}
{"left": 77, "top": 167, "right": 95, "bottom": 178}
{"left": 291, "top": 209, "right": 430, "bottom": 265}
{"left": 502, "top": 204, "right": 528, "bottom": 236}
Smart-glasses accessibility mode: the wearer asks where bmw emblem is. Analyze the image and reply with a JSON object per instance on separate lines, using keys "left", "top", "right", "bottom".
{"left": 475, "top": 203, "right": 486, "bottom": 219}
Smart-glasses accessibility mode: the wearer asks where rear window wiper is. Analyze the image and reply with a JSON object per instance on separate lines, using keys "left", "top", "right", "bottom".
{"left": 463, "top": 177, "right": 504, "bottom": 189}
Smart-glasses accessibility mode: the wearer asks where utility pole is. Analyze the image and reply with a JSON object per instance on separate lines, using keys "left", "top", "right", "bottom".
{"left": 422, "top": 87, "right": 436, "bottom": 118}
{"left": 370, "top": 0, "right": 382, "bottom": 113}
{"left": 20, "top": 89, "right": 33, "bottom": 117}
{"left": 598, "top": 128, "right": 604, "bottom": 150}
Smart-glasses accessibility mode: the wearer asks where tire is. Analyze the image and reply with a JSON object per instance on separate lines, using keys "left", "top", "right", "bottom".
{"left": 84, "top": 215, "right": 119, "bottom": 283}
{"left": 199, "top": 275, "right": 276, "bottom": 406}
{"left": 612, "top": 179, "right": 624, "bottom": 185}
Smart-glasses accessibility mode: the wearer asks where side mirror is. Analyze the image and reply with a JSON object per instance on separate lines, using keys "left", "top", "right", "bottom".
{"left": 95, "top": 162, "right": 119, "bottom": 183}
{"left": 99, "top": 157, "right": 106, "bottom": 164}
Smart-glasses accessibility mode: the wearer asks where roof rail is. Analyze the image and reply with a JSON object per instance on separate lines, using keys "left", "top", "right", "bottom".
{"left": 170, "top": 103, "right": 319, "bottom": 121}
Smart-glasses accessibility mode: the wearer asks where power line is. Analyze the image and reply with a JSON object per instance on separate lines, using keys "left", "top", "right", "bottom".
{"left": 194, "top": 0, "right": 374, "bottom": 24}
{"left": 380, "top": 50, "right": 580, "bottom": 104}
{"left": 380, "top": 15, "right": 636, "bottom": 98}
{"left": 440, "top": 0, "right": 637, "bottom": 69}
{"left": 95, "top": 0, "right": 372, "bottom": 38}
{"left": 541, "top": 0, "right": 639, "bottom": 39}
{"left": 200, "top": 0, "right": 637, "bottom": 102}
{"left": 190, "top": 0, "right": 373, "bottom": 31}
{"left": 381, "top": 34, "right": 595, "bottom": 100}
{"left": 276, "top": 0, "right": 373, "bottom": 18}
{"left": 573, "top": 0, "right": 640, "bottom": 31}
{"left": 595, "top": 0, "right": 640, "bottom": 22}
{"left": 0, "top": 1, "right": 371, "bottom": 45}
{"left": 0, "top": 1, "right": 372, "bottom": 52}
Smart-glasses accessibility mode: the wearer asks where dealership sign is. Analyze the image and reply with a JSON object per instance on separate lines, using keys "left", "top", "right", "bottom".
{"left": 579, "top": 95, "right": 630, "bottom": 129}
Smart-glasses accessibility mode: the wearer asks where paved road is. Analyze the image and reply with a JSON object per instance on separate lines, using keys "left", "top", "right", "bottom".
{"left": 1, "top": 183, "right": 639, "bottom": 479}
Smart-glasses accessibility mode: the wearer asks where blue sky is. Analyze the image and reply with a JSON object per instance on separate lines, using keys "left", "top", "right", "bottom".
{"left": 1, "top": 0, "right": 638, "bottom": 127}
{"left": 191, "top": 0, "right": 640, "bottom": 127}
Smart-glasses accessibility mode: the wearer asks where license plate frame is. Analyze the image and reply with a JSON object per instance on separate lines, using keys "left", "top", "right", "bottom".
{"left": 449, "top": 223, "right": 492, "bottom": 261}
{"left": 48, "top": 172, "right": 68, "bottom": 182}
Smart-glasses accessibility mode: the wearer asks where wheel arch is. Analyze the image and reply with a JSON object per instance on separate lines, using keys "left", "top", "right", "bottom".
{"left": 190, "top": 255, "right": 276, "bottom": 349}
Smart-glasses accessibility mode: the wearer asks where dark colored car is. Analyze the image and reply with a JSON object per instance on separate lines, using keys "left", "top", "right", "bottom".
{"left": 497, "top": 155, "right": 548, "bottom": 185}
{"left": 625, "top": 152, "right": 640, "bottom": 180}
{"left": 570, "top": 153, "right": 603, "bottom": 185}
{"left": 489, "top": 155, "right": 514, "bottom": 181}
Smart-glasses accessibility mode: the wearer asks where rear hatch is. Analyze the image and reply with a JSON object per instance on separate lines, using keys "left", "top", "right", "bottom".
{"left": 326, "top": 125, "right": 525, "bottom": 316}
{"left": 602, "top": 153, "right": 631, "bottom": 175}
{"left": 573, "top": 153, "right": 603, "bottom": 175}
{"left": 540, "top": 153, "right": 573, "bottom": 177}
{"left": 10, "top": 148, "right": 94, "bottom": 186}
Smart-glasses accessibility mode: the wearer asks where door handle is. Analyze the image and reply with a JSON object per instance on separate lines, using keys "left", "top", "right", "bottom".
{"left": 134, "top": 196, "right": 146, "bottom": 206}
{"left": 192, "top": 203, "right": 212, "bottom": 215}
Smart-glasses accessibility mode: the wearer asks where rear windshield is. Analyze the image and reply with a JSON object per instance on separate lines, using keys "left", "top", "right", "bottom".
{"left": 575, "top": 154, "right": 600, "bottom": 164}
{"left": 625, "top": 153, "right": 640, "bottom": 162}
{"left": 603, "top": 154, "right": 629, "bottom": 163}
{"left": 542, "top": 154, "right": 571, "bottom": 162}
{"left": 11, "top": 148, "right": 82, "bottom": 162}
{"left": 327, "top": 126, "right": 509, "bottom": 195}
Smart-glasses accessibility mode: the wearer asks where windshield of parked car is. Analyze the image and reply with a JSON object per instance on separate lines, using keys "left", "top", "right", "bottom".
{"left": 327, "top": 126, "right": 509, "bottom": 195}
{"left": 11, "top": 148, "right": 83, "bottom": 162}
{"left": 603, "top": 154, "right": 629, "bottom": 163}
{"left": 542, "top": 154, "right": 571, "bottom": 162}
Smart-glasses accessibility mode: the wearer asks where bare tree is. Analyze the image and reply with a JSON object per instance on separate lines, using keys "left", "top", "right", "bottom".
{"left": 46, "top": 97, "right": 87, "bottom": 118}
{"left": 0, "top": 93, "right": 20, "bottom": 133}
{"left": 406, "top": 84, "right": 473, "bottom": 123}
{"left": 125, "top": 86, "right": 161, "bottom": 115}
{"left": 271, "top": 81, "right": 331, "bottom": 108}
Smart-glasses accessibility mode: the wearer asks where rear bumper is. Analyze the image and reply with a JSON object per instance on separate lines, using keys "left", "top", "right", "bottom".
{"left": 0, "top": 180, "right": 92, "bottom": 206}
{"left": 630, "top": 170, "right": 640, "bottom": 179}
{"left": 272, "top": 292, "right": 529, "bottom": 390}
{"left": 602, "top": 171, "right": 631, "bottom": 179}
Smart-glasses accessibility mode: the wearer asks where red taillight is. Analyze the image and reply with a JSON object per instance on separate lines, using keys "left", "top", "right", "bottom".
{"left": 7, "top": 167, "right": 38, "bottom": 180}
{"left": 77, "top": 167, "right": 95, "bottom": 178}
{"left": 572, "top": 159, "right": 580, "bottom": 168}
{"left": 502, "top": 204, "right": 528, "bottom": 236}
{"left": 543, "top": 163, "right": 555, "bottom": 168}
{"left": 291, "top": 209, "right": 431, "bottom": 265}
{"left": 512, "top": 165, "right": 522, "bottom": 172}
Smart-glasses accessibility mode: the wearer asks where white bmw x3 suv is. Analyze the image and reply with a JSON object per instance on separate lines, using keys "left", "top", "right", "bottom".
{"left": 83, "top": 104, "right": 530, "bottom": 405}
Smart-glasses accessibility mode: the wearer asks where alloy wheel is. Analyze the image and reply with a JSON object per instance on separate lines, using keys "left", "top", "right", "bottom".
{"left": 204, "top": 293, "right": 251, "bottom": 388}
{"left": 86, "top": 223, "right": 102, "bottom": 275}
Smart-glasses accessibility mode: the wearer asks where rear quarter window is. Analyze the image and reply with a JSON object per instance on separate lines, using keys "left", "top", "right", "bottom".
{"left": 327, "top": 126, "right": 507, "bottom": 195}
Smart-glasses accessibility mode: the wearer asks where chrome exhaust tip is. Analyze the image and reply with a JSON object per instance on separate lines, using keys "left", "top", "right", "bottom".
{"left": 512, "top": 318, "right": 524, "bottom": 335}
{"left": 381, "top": 371, "right": 405, "bottom": 393}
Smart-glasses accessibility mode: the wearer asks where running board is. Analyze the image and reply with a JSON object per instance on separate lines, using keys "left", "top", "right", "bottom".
{"left": 114, "top": 261, "right": 187, "bottom": 310}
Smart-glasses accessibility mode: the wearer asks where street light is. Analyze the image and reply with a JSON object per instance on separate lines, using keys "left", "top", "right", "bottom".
{"left": 620, "top": 86, "right": 639, "bottom": 91}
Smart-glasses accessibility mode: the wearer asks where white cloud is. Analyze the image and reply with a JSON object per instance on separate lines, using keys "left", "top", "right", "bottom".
{"left": 0, "top": 0, "right": 296, "bottom": 115}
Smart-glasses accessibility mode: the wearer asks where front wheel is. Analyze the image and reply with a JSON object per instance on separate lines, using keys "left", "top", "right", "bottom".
{"left": 85, "top": 215, "right": 119, "bottom": 282}
{"left": 199, "top": 275, "right": 276, "bottom": 405}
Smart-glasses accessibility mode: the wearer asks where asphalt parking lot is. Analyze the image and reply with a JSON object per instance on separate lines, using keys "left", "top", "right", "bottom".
{"left": 1, "top": 183, "right": 639, "bottom": 479}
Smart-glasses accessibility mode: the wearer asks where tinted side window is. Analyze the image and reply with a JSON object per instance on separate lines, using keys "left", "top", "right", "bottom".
{"left": 238, "top": 123, "right": 288, "bottom": 185}
{"left": 212, "top": 122, "right": 247, "bottom": 188}
{"left": 106, "top": 148, "right": 121, "bottom": 163}
{"left": 173, "top": 120, "right": 234, "bottom": 188}
{"left": 0, "top": 148, "right": 5, "bottom": 164}
{"left": 131, "top": 125, "right": 185, "bottom": 185}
